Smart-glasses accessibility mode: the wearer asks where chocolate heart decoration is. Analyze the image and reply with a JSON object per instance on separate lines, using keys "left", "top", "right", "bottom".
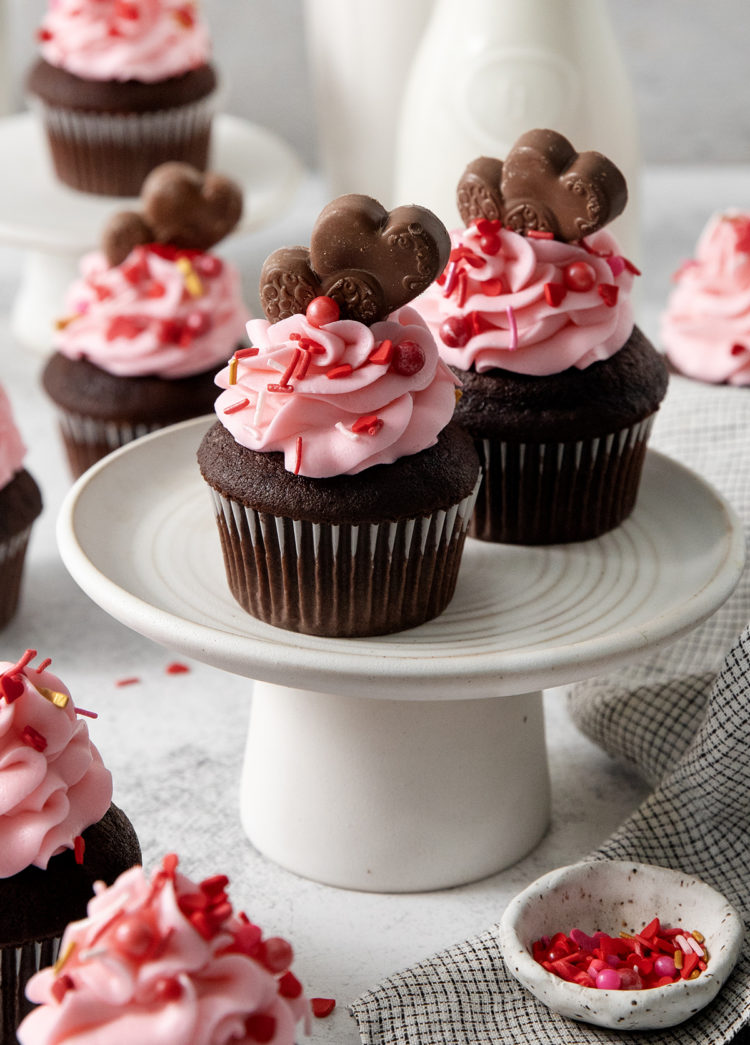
{"left": 259, "top": 194, "right": 449, "bottom": 324}
{"left": 500, "top": 129, "right": 627, "bottom": 241}
{"left": 456, "top": 156, "right": 504, "bottom": 227}
{"left": 142, "top": 162, "right": 243, "bottom": 251}
{"left": 101, "top": 162, "right": 244, "bottom": 266}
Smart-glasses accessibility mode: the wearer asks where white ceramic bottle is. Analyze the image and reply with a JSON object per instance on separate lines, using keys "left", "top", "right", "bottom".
{"left": 394, "top": 0, "right": 641, "bottom": 261}
{"left": 303, "top": 0, "right": 434, "bottom": 206}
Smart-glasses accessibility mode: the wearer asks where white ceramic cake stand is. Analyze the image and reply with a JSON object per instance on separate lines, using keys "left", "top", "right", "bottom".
{"left": 0, "top": 111, "right": 301, "bottom": 350}
{"left": 57, "top": 417, "right": 745, "bottom": 893}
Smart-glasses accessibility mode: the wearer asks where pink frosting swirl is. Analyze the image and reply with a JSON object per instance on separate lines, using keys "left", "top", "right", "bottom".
{"left": 412, "top": 222, "right": 637, "bottom": 375}
{"left": 19, "top": 855, "right": 309, "bottom": 1045}
{"left": 660, "top": 212, "right": 750, "bottom": 386}
{"left": 0, "top": 383, "right": 27, "bottom": 490}
{"left": 37, "top": 0, "right": 212, "bottom": 83}
{"left": 0, "top": 651, "right": 112, "bottom": 878}
{"left": 55, "top": 246, "right": 249, "bottom": 379}
{"left": 214, "top": 305, "right": 460, "bottom": 478}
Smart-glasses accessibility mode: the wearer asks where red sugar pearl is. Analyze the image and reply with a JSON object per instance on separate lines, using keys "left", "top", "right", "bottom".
{"left": 262, "top": 936, "right": 294, "bottom": 973}
{"left": 390, "top": 340, "right": 425, "bottom": 376}
{"left": 563, "top": 261, "right": 597, "bottom": 293}
{"left": 479, "top": 233, "right": 501, "bottom": 255}
{"left": 306, "top": 295, "right": 340, "bottom": 328}
{"left": 185, "top": 311, "right": 211, "bottom": 336}
{"left": 113, "top": 915, "right": 159, "bottom": 960}
{"left": 439, "top": 316, "right": 469, "bottom": 348}
{"left": 153, "top": 977, "right": 183, "bottom": 1001}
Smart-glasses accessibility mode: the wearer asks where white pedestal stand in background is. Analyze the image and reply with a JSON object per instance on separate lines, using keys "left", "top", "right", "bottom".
{"left": 57, "top": 418, "right": 744, "bottom": 893}
{"left": 0, "top": 112, "right": 301, "bottom": 350}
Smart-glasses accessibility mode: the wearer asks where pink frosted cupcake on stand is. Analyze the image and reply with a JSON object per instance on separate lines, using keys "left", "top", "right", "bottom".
{"left": 42, "top": 162, "right": 248, "bottom": 478}
{"left": 0, "top": 386, "right": 43, "bottom": 629}
{"left": 27, "top": 0, "right": 219, "bottom": 196}
{"left": 661, "top": 211, "right": 750, "bottom": 385}
{"left": 18, "top": 854, "right": 310, "bottom": 1045}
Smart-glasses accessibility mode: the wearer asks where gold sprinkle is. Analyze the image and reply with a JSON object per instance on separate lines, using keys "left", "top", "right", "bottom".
{"left": 228, "top": 357, "right": 238, "bottom": 386}
{"left": 55, "top": 315, "right": 79, "bottom": 330}
{"left": 692, "top": 930, "right": 705, "bottom": 943}
{"left": 674, "top": 949, "right": 683, "bottom": 969}
{"left": 54, "top": 941, "right": 76, "bottom": 975}
{"left": 454, "top": 388, "right": 462, "bottom": 404}
{"left": 176, "top": 256, "right": 203, "bottom": 298}
{"left": 689, "top": 969, "right": 701, "bottom": 980}
{"left": 34, "top": 684, "right": 69, "bottom": 709}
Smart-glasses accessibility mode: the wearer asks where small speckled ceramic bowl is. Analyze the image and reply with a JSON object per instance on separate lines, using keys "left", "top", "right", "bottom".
{"left": 498, "top": 859, "right": 744, "bottom": 1030}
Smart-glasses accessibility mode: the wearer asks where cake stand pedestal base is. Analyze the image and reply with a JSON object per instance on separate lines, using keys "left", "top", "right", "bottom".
{"left": 10, "top": 249, "right": 76, "bottom": 351}
{"left": 241, "top": 681, "right": 550, "bottom": 892}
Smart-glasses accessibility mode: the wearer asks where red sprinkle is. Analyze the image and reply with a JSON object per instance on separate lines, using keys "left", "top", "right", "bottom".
{"left": 368, "top": 339, "right": 394, "bottom": 366}
{"left": 51, "top": 975, "right": 74, "bottom": 1004}
{"left": 166, "top": 662, "right": 190, "bottom": 675}
{"left": 731, "top": 343, "right": 747, "bottom": 356}
{"left": 352, "top": 414, "right": 383, "bottom": 436}
{"left": 115, "top": 677, "right": 141, "bottom": 687}
{"left": 223, "top": 398, "right": 250, "bottom": 415}
{"left": 21, "top": 725, "right": 48, "bottom": 752}
{"left": 277, "top": 971, "right": 303, "bottom": 999}
{"left": 244, "top": 1014, "right": 276, "bottom": 1043}
{"left": 234, "top": 347, "right": 259, "bottom": 359}
{"left": 35, "top": 658, "right": 53, "bottom": 674}
{"left": 74, "top": 835, "right": 85, "bottom": 865}
{"left": 598, "top": 283, "right": 620, "bottom": 307}
{"left": 326, "top": 363, "right": 353, "bottom": 380}
{"left": 527, "top": 229, "right": 555, "bottom": 239}
{"left": 311, "top": 997, "right": 336, "bottom": 1018}
{"left": 1, "top": 673, "right": 25, "bottom": 703}
{"left": 266, "top": 384, "right": 294, "bottom": 394}
{"left": 544, "top": 282, "right": 567, "bottom": 307}
{"left": 294, "top": 436, "right": 303, "bottom": 476}
{"left": 74, "top": 706, "right": 98, "bottom": 719}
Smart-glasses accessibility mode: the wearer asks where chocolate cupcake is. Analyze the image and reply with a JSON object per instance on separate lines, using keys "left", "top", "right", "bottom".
{"left": 0, "top": 650, "right": 140, "bottom": 1042}
{"left": 27, "top": 0, "right": 218, "bottom": 197}
{"left": 42, "top": 162, "right": 248, "bottom": 478}
{"left": 198, "top": 194, "right": 481, "bottom": 637}
{"left": 0, "top": 387, "right": 42, "bottom": 629}
{"left": 412, "top": 130, "right": 668, "bottom": 544}
{"left": 18, "top": 855, "right": 309, "bottom": 1045}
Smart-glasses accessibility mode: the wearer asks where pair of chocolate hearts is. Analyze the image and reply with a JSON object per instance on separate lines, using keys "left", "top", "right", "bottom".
{"left": 102, "top": 162, "right": 244, "bottom": 267}
{"left": 260, "top": 195, "right": 450, "bottom": 325}
{"left": 457, "top": 129, "right": 627, "bottom": 242}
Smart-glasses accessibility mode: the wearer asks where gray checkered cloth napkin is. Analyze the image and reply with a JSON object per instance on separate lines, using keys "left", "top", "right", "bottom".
{"left": 351, "top": 376, "right": 750, "bottom": 1044}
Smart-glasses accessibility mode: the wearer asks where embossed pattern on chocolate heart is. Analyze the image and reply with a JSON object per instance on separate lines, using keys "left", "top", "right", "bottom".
{"left": 500, "top": 129, "right": 627, "bottom": 241}
{"left": 310, "top": 195, "right": 450, "bottom": 314}
{"left": 141, "top": 161, "right": 243, "bottom": 251}
{"left": 457, "top": 156, "right": 504, "bottom": 227}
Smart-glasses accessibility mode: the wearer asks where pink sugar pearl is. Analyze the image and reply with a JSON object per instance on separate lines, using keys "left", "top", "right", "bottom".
{"left": 595, "top": 968, "right": 622, "bottom": 990}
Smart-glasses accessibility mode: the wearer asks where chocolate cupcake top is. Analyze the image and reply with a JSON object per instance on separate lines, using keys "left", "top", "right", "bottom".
{"left": 54, "top": 163, "right": 248, "bottom": 379}
{"left": 0, "top": 650, "right": 112, "bottom": 878}
{"left": 412, "top": 129, "right": 640, "bottom": 376}
{"left": 213, "top": 194, "right": 460, "bottom": 478}
{"left": 0, "top": 383, "right": 28, "bottom": 490}
{"left": 19, "top": 854, "right": 309, "bottom": 1045}
{"left": 660, "top": 212, "right": 750, "bottom": 386}
{"left": 35, "top": 0, "right": 212, "bottom": 83}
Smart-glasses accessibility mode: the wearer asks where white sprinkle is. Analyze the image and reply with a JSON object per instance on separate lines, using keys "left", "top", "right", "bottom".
{"left": 254, "top": 387, "right": 266, "bottom": 425}
{"left": 506, "top": 305, "right": 518, "bottom": 350}
{"left": 687, "top": 936, "right": 705, "bottom": 956}
{"left": 335, "top": 421, "right": 360, "bottom": 441}
{"left": 675, "top": 934, "right": 692, "bottom": 954}
{"left": 266, "top": 357, "right": 286, "bottom": 373}
{"left": 242, "top": 424, "right": 261, "bottom": 439}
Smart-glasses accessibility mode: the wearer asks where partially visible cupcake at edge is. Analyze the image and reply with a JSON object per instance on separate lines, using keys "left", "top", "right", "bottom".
{"left": 660, "top": 211, "right": 750, "bottom": 386}
{"left": 0, "top": 385, "right": 42, "bottom": 628}
{"left": 17, "top": 854, "right": 310, "bottom": 1045}
{"left": 0, "top": 649, "right": 140, "bottom": 1042}
{"left": 43, "top": 161, "right": 248, "bottom": 479}
{"left": 198, "top": 193, "right": 481, "bottom": 637}
{"left": 412, "top": 129, "right": 669, "bottom": 545}
{"left": 27, "top": 0, "right": 218, "bottom": 196}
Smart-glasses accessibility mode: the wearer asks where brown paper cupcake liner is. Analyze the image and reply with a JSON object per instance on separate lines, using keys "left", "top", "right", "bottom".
{"left": 0, "top": 526, "right": 34, "bottom": 629}
{"left": 471, "top": 415, "right": 655, "bottom": 545}
{"left": 208, "top": 478, "right": 481, "bottom": 637}
{"left": 1, "top": 936, "right": 60, "bottom": 1043}
{"left": 54, "top": 409, "right": 163, "bottom": 478}
{"left": 30, "top": 91, "right": 217, "bottom": 196}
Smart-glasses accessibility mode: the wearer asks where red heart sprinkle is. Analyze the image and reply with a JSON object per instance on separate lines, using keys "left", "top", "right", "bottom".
{"left": 598, "top": 283, "right": 619, "bottom": 307}
{"left": 1, "top": 673, "right": 25, "bottom": 702}
{"left": 311, "top": 997, "right": 336, "bottom": 1018}
{"left": 543, "top": 282, "right": 567, "bottom": 307}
